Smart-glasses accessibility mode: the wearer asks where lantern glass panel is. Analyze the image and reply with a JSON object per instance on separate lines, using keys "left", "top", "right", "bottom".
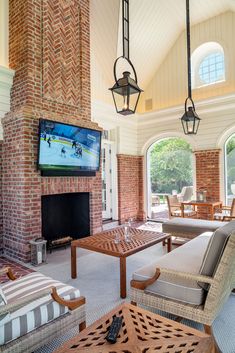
{"left": 181, "top": 116, "right": 200, "bottom": 134}
{"left": 112, "top": 88, "right": 140, "bottom": 115}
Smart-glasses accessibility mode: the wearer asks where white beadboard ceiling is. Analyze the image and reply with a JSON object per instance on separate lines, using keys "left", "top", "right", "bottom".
{"left": 90, "top": 0, "right": 235, "bottom": 96}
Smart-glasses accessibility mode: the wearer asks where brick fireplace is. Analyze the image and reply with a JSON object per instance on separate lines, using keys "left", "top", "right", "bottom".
{"left": 1, "top": 0, "right": 102, "bottom": 262}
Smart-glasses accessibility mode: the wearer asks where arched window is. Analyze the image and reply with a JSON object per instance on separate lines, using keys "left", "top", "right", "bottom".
{"left": 192, "top": 42, "right": 225, "bottom": 88}
{"left": 147, "top": 137, "right": 194, "bottom": 221}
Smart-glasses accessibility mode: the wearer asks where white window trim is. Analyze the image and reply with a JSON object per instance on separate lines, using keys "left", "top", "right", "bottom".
{"left": 216, "top": 125, "right": 235, "bottom": 205}
{"left": 192, "top": 42, "right": 225, "bottom": 89}
{"left": 142, "top": 131, "right": 197, "bottom": 219}
{"left": 145, "top": 136, "right": 195, "bottom": 219}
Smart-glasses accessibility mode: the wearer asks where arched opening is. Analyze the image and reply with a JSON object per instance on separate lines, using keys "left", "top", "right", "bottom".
{"left": 147, "top": 137, "right": 194, "bottom": 221}
{"left": 225, "top": 133, "right": 235, "bottom": 205}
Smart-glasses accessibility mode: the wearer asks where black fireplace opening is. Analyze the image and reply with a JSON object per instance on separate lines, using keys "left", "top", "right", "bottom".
{"left": 42, "top": 192, "right": 90, "bottom": 248}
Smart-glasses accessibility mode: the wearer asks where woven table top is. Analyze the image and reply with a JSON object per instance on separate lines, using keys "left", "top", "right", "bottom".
{"left": 55, "top": 303, "right": 212, "bottom": 353}
{"left": 71, "top": 227, "right": 169, "bottom": 257}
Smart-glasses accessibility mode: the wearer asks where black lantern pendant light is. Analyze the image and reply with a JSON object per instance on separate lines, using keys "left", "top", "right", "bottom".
{"left": 109, "top": 0, "right": 143, "bottom": 115}
{"left": 181, "top": 0, "right": 201, "bottom": 134}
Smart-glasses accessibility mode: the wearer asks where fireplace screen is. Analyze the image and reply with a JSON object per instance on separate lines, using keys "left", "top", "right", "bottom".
{"left": 41, "top": 193, "right": 90, "bottom": 244}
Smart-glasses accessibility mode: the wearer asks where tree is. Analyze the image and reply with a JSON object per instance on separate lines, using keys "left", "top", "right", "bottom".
{"left": 226, "top": 137, "right": 235, "bottom": 195}
{"left": 150, "top": 138, "right": 193, "bottom": 193}
{"left": 226, "top": 136, "right": 235, "bottom": 155}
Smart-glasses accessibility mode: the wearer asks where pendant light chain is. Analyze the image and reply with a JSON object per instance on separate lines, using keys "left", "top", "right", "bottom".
{"left": 122, "top": 0, "right": 130, "bottom": 60}
{"left": 186, "top": 0, "right": 192, "bottom": 99}
{"left": 180, "top": 0, "right": 201, "bottom": 134}
{"left": 109, "top": 0, "right": 143, "bottom": 115}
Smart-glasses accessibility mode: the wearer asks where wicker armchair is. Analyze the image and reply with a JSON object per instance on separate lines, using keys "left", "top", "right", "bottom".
{"left": 130, "top": 231, "right": 235, "bottom": 353}
{"left": 0, "top": 267, "right": 86, "bottom": 353}
{"left": 214, "top": 198, "right": 235, "bottom": 221}
{"left": 166, "top": 195, "right": 197, "bottom": 218}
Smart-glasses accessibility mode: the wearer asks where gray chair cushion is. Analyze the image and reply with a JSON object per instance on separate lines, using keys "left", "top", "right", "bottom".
{"left": 199, "top": 221, "right": 235, "bottom": 289}
{"left": 162, "top": 218, "right": 226, "bottom": 236}
{"left": 132, "top": 232, "right": 213, "bottom": 305}
{"left": 146, "top": 275, "right": 206, "bottom": 305}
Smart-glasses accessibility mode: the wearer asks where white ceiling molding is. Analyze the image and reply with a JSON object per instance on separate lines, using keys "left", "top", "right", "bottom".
{"left": 136, "top": 93, "right": 235, "bottom": 127}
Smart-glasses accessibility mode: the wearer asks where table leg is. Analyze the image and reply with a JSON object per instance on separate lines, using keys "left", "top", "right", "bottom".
{"left": 210, "top": 205, "right": 214, "bottom": 220}
{"left": 71, "top": 245, "right": 77, "bottom": 279}
{"left": 181, "top": 204, "right": 185, "bottom": 217}
{"left": 120, "top": 257, "right": 126, "bottom": 299}
{"left": 167, "top": 237, "right": 172, "bottom": 252}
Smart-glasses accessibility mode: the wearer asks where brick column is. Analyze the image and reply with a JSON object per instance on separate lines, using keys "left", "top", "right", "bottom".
{"left": 195, "top": 149, "right": 221, "bottom": 219}
{"left": 3, "top": 0, "right": 102, "bottom": 262}
{"left": 117, "top": 154, "right": 145, "bottom": 224}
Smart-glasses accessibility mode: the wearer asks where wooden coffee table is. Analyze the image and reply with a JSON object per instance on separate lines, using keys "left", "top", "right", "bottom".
{"left": 71, "top": 227, "right": 171, "bottom": 298}
{"left": 54, "top": 303, "right": 213, "bottom": 353}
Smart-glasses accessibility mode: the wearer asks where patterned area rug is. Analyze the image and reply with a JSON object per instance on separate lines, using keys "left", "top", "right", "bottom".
{"left": 0, "top": 256, "right": 34, "bottom": 283}
{"left": 2, "top": 223, "right": 235, "bottom": 353}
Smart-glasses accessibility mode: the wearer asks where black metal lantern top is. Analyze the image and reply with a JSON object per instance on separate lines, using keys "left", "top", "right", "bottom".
{"left": 109, "top": 0, "right": 143, "bottom": 115}
{"left": 181, "top": 0, "right": 201, "bottom": 134}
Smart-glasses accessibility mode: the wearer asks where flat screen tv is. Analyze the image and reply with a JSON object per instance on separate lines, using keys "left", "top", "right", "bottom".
{"left": 38, "top": 119, "right": 101, "bottom": 176}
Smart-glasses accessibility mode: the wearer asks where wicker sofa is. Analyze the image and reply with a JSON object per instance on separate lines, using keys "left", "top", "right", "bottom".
{"left": 131, "top": 221, "right": 235, "bottom": 353}
{"left": 0, "top": 268, "right": 86, "bottom": 353}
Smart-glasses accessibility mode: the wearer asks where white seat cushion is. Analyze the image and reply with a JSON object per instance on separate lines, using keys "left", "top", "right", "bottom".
{"left": 132, "top": 232, "right": 213, "bottom": 305}
{"left": 162, "top": 218, "right": 225, "bottom": 235}
{"left": 172, "top": 209, "right": 196, "bottom": 217}
{"left": 214, "top": 212, "right": 229, "bottom": 219}
{"left": 0, "top": 272, "right": 81, "bottom": 345}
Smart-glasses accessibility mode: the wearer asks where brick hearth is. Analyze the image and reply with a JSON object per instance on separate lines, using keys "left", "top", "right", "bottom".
{"left": 1, "top": 0, "right": 102, "bottom": 262}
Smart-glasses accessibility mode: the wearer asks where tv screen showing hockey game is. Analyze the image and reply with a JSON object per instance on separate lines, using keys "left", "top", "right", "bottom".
{"left": 38, "top": 119, "right": 101, "bottom": 175}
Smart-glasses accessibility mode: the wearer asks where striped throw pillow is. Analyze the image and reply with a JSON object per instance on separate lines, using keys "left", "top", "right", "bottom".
{"left": 0, "top": 287, "right": 7, "bottom": 306}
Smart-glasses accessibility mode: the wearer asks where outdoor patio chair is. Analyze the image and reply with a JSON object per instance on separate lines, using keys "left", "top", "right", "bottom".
{"left": 177, "top": 186, "right": 193, "bottom": 202}
{"left": 213, "top": 198, "right": 235, "bottom": 221}
{"left": 130, "top": 222, "right": 235, "bottom": 353}
{"left": 166, "top": 195, "right": 197, "bottom": 218}
{"left": 151, "top": 194, "right": 160, "bottom": 206}
{"left": 0, "top": 268, "right": 86, "bottom": 353}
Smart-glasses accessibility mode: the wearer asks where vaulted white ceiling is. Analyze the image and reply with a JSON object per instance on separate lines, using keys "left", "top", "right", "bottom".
{"left": 90, "top": 0, "right": 235, "bottom": 99}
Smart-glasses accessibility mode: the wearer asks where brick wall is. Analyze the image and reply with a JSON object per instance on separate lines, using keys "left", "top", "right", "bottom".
{"left": 117, "top": 155, "right": 145, "bottom": 224}
{"left": 2, "top": 0, "right": 102, "bottom": 262}
{"left": 195, "top": 149, "right": 221, "bottom": 219}
{"left": 0, "top": 141, "right": 3, "bottom": 254}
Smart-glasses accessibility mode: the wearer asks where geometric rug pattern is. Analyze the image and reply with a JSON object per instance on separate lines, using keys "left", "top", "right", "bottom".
{"left": 0, "top": 256, "right": 34, "bottom": 283}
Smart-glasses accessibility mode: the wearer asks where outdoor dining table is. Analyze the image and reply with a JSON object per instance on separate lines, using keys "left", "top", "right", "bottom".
{"left": 181, "top": 200, "right": 222, "bottom": 220}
